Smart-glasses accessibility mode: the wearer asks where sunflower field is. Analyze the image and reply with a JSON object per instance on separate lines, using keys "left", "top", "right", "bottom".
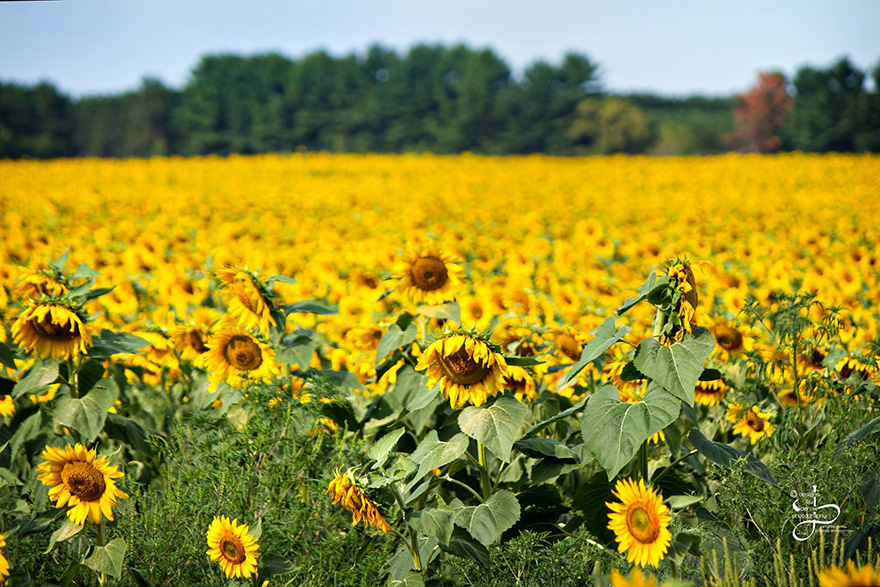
{"left": 0, "top": 153, "right": 878, "bottom": 586}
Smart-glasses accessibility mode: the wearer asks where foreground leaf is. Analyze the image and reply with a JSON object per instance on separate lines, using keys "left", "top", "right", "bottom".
{"left": 84, "top": 537, "right": 127, "bottom": 578}
{"left": 688, "top": 429, "right": 778, "bottom": 487}
{"left": 459, "top": 397, "right": 528, "bottom": 462}
{"left": 633, "top": 327, "right": 715, "bottom": 406}
{"left": 453, "top": 490, "right": 520, "bottom": 546}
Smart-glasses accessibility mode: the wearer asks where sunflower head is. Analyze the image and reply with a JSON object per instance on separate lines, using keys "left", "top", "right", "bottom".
{"left": 709, "top": 319, "right": 752, "bottom": 362}
{"left": 728, "top": 404, "right": 775, "bottom": 444}
{"left": 694, "top": 379, "right": 726, "bottom": 406}
{"left": 661, "top": 258, "right": 698, "bottom": 345}
{"left": 326, "top": 469, "right": 391, "bottom": 533}
{"left": 501, "top": 365, "right": 537, "bottom": 402}
{"left": 12, "top": 298, "right": 92, "bottom": 360}
{"left": 36, "top": 443, "right": 129, "bottom": 525}
{"left": 606, "top": 478, "right": 672, "bottom": 568}
{"left": 206, "top": 516, "right": 260, "bottom": 579}
{"left": 215, "top": 267, "right": 277, "bottom": 334}
{"left": 415, "top": 333, "right": 509, "bottom": 409}
{"left": 15, "top": 268, "right": 69, "bottom": 299}
{"left": 818, "top": 561, "right": 880, "bottom": 587}
{"left": 609, "top": 567, "right": 660, "bottom": 587}
{"left": 203, "top": 328, "right": 281, "bottom": 391}
{"left": 394, "top": 243, "right": 464, "bottom": 305}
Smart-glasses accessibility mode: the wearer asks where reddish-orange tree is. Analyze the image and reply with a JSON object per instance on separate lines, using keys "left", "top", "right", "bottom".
{"left": 725, "top": 72, "right": 793, "bottom": 153}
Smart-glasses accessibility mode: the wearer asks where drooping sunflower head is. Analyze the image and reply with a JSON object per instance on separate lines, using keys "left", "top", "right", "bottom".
{"left": 206, "top": 516, "right": 260, "bottom": 579}
{"left": 661, "top": 258, "right": 698, "bottom": 344}
{"left": 818, "top": 561, "right": 880, "bottom": 587}
{"left": 36, "top": 443, "right": 129, "bottom": 526}
{"left": 14, "top": 268, "right": 69, "bottom": 299}
{"left": 694, "top": 379, "right": 726, "bottom": 406}
{"left": 12, "top": 298, "right": 92, "bottom": 360}
{"left": 215, "top": 267, "right": 276, "bottom": 334}
{"left": 606, "top": 478, "right": 672, "bottom": 568}
{"left": 415, "top": 333, "right": 509, "bottom": 409}
{"left": 394, "top": 243, "right": 464, "bottom": 305}
{"left": 326, "top": 469, "right": 391, "bottom": 534}
{"left": 203, "top": 328, "right": 281, "bottom": 392}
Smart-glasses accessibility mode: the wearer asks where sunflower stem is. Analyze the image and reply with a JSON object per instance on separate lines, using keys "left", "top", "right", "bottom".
{"left": 67, "top": 356, "right": 79, "bottom": 398}
{"left": 477, "top": 441, "right": 492, "bottom": 500}
{"left": 442, "top": 475, "right": 484, "bottom": 503}
{"left": 96, "top": 520, "right": 107, "bottom": 546}
{"left": 652, "top": 307, "right": 666, "bottom": 339}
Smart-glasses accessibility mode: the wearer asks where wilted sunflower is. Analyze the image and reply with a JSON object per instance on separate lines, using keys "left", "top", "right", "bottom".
{"left": 394, "top": 243, "right": 464, "bottom": 305}
{"left": 606, "top": 478, "right": 672, "bottom": 568}
{"left": 416, "top": 333, "right": 509, "bottom": 409}
{"left": 727, "top": 403, "right": 774, "bottom": 444}
{"left": 0, "top": 533, "right": 8, "bottom": 583}
{"left": 216, "top": 268, "right": 276, "bottom": 334}
{"left": 694, "top": 379, "right": 726, "bottom": 406}
{"left": 206, "top": 516, "right": 260, "bottom": 579}
{"left": 36, "top": 443, "right": 129, "bottom": 525}
{"left": 818, "top": 561, "right": 880, "bottom": 587}
{"left": 203, "top": 329, "right": 280, "bottom": 391}
{"left": 609, "top": 568, "right": 661, "bottom": 587}
{"left": 12, "top": 300, "right": 92, "bottom": 360}
{"left": 326, "top": 469, "right": 391, "bottom": 533}
{"left": 662, "top": 259, "right": 698, "bottom": 344}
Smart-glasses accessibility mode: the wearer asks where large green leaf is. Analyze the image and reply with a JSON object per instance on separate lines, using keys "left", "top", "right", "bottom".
{"left": 442, "top": 531, "right": 490, "bottom": 569}
{"left": 408, "top": 431, "right": 469, "bottom": 486}
{"left": 513, "top": 438, "right": 578, "bottom": 462}
{"left": 385, "top": 536, "right": 438, "bottom": 581}
{"left": 376, "top": 315, "right": 418, "bottom": 365}
{"left": 581, "top": 383, "right": 680, "bottom": 480}
{"left": 459, "top": 397, "right": 528, "bottom": 462}
{"left": 688, "top": 429, "right": 778, "bottom": 487}
{"left": 12, "top": 360, "right": 59, "bottom": 399}
{"left": 45, "top": 519, "right": 83, "bottom": 554}
{"left": 53, "top": 384, "right": 119, "bottom": 443}
{"left": 369, "top": 428, "right": 407, "bottom": 469}
{"left": 452, "top": 490, "right": 520, "bottom": 546}
{"left": 88, "top": 330, "right": 150, "bottom": 357}
{"left": 557, "top": 318, "right": 630, "bottom": 390}
{"left": 833, "top": 415, "right": 880, "bottom": 458}
{"left": 409, "top": 498, "right": 455, "bottom": 545}
{"left": 84, "top": 537, "right": 127, "bottom": 578}
{"left": 617, "top": 272, "right": 669, "bottom": 315}
{"left": 633, "top": 327, "right": 715, "bottom": 406}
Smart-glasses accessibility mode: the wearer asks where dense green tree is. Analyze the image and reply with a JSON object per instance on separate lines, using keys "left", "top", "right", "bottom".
{"left": 568, "top": 97, "right": 653, "bottom": 154}
{"left": 0, "top": 81, "right": 73, "bottom": 158}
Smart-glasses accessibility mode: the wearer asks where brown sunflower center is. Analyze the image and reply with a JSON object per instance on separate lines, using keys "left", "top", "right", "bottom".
{"left": 437, "top": 345, "right": 491, "bottom": 386}
{"left": 223, "top": 335, "right": 263, "bottom": 371}
{"left": 715, "top": 326, "right": 743, "bottom": 352}
{"left": 410, "top": 257, "right": 449, "bottom": 291}
{"left": 556, "top": 333, "right": 581, "bottom": 361}
{"left": 219, "top": 536, "right": 247, "bottom": 564}
{"left": 30, "top": 314, "right": 79, "bottom": 341}
{"left": 502, "top": 375, "right": 527, "bottom": 392}
{"left": 61, "top": 461, "right": 106, "bottom": 502}
{"left": 696, "top": 382, "right": 724, "bottom": 397}
{"left": 188, "top": 331, "right": 208, "bottom": 354}
{"left": 627, "top": 504, "right": 660, "bottom": 544}
{"left": 746, "top": 411, "right": 765, "bottom": 432}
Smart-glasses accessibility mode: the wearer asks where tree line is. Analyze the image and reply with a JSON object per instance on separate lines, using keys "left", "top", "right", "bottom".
{"left": 0, "top": 44, "right": 878, "bottom": 159}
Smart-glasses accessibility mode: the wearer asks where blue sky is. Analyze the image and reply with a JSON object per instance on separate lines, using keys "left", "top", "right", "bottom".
{"left": 1, "top": 0, "right": 878, "bottom": 96}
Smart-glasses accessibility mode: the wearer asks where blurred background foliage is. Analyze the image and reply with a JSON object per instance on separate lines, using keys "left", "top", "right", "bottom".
{"left": 1, "top": 44, "right": 878, "bottom": 159}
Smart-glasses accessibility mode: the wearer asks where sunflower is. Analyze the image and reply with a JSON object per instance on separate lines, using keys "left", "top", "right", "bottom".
{"left": 553, "top": 327, "right": 583, "bottom": 362}
{"left": 415, "top": 333, "right": 509, "bottom": 409}
{"left": 694, "top": 379, "right": 726, "bottom": 406}
{"left": 12, "top": 300, "right": 92, "bottom": 360}
{"left": 610, "top": 567, "right": 661, "bottom": 587}
{"left": 0, "top": 533, "right": 8, "bottom": 583}
{"left": 501, "top": 365, "right": 537, "bottom": 402}
{"left": 203, "top": 329, "right": 280, "bottom": 391}
{"left": 709, "top": 319, "right": 752, "bottom": 362}
{"left": 0, "top": 392, "right": 14, "bottom": 418}
{"left": 14, "top": 269, "right": 68, "bottom": 299}
{"left": 818, "top": 561, "right": 880, "bottom": 587}
{"left": 394, "top": 243, "right": 464, "bottom": 305}
{"left": 215, "top": 268, "right": 276, "bottom": 334}
{"left": 170, "top": 308, "right": 219, "bottom": 364}
{"left": 606, "top": 478, "right": 672, "bottom": 568}
{"left": 36, "top": 443, "right": 129, "bottom": 525}
{"left": 663, "top": 259, "right": 698, "bottom": 344}
{"left": 727, "top": 403, "right": 775, "bottom": 444}
{"left": 837, "top": 357, "right": 877, "bottom": 381}
{"left": 326, "top": 470, "right": 391, "bottom": 533}
{"left": 206, "top": 516, "right": 260, "bottom": 579}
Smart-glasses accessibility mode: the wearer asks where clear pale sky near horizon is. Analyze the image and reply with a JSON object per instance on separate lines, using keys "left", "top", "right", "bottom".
{"left": 1, "top": 0, "right": 878, "bottom": 97}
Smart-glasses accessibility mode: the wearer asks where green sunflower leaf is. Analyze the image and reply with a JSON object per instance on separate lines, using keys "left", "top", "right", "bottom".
{"left": 452, "top": 490, "right": 520, "bottom": 546}
{"left": 688, "top": 428, "right": 778, "bottom": 487}
{"left": 12, "top": 360, "right": 60, "bottom": 399}
{"left": 557, "top": 318, "right": 630, "bottom": 391}
{"left": 459, "top": 397, "right": 528, "bottom": 462}
{"left": 84, "top": 537, "right": 127, "bottom": 578}
{"left": 53, "top": 383, "right": 119, "bottom": 443}
{"left": 407, "top": 431, "right": 469, "bottom": 489}
{"left": 633, "top": 327, "right": 715, "bottom": 406}
{"left": 617, "top": 272, "right": 669, "bottom": 315}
